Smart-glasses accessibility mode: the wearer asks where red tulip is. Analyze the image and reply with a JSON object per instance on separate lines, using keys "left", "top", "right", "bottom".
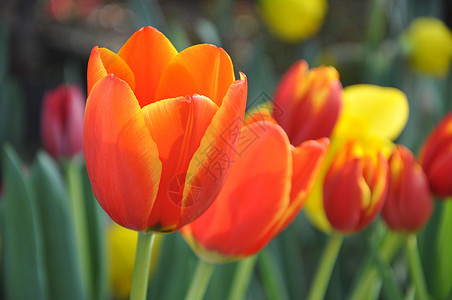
{"left": 181, "top": 111, "right": 328, "bottom": 262}
{"left": 383, "top": 145, "right": 433, "bottom": 232}
{"left": 84, "top": 26, "right": 247, "bottom": 232}
{"left": 273, "top": 60, "right": 343, "bottom": 146}
{"left": 41, "top": 84, "right": 85, "bottom": 158}
{"left": 323, "top": 141, "right": 388, "bottom": 233}
{"left": 420, "top": 111, "right": 452, "bottom": 198}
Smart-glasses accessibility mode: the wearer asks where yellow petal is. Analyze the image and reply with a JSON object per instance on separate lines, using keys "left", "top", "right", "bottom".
{"left": 336, "top": 84, "right": 409, "bottom": 141}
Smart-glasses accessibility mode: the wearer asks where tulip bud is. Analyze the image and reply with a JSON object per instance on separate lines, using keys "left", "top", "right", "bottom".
{"left": 403, "top": 17, "right": 452, "bottom": 77}
{"left": 258, "top": 0, "right": 327, "bottom": 43}
{"left": 420, "top": 111, "right": 452, "bottom": 197}
{"left": 323, "top": 141, "right": 388, "bottom": 233}
{"left": 382, "top": 145, "right": 433, "bottom": 232}
{"left": 41, "top": 84, "right": 85, "bottom": 158}
{"left": 273, "top": 60, "right": 343, "bottom": 146}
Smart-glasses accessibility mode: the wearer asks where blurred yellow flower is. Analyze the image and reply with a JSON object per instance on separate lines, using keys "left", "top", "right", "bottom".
{"left": 404, "top": 17, "right": 452, "bottom": 77}
{"left": 107, "top": 223, "right": 162, "bottom": 299}
{"left": 258, "top": 0, "right": 328, "bottom": 43}
{"left": 304, "top": 84, "right": 409, "bottom": 232}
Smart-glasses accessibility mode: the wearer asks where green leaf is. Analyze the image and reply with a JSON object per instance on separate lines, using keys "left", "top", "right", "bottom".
{"left": 30, "top": 152, "right": 85, "bottom": 300}
{"left": 81, "top": 163, "right": 107, "bottom": 300}
{"left": 368, "top": 236, "right": 403, "bottom": 300}
{"left": 433, "top": 200, "right": 452, "bottom": 299}
{"left": 1, "top": 144, "right": 47, "bottom": 299}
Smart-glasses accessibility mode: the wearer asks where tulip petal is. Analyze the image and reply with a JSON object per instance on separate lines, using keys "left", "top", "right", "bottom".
{"left": 87, "top": 46, "right": 136, "bottom": 95}
{"left": 323, "top": 158, "right": 364, "bottom": 232}
{"left": 276, "top": 138, "right": 329, "bottom": 232}
{"left": 338, "top": 84, "right": 409, "bottom": 141}
{"left": 155, "top": 44, "right": 235, "bottom": 107}
{"left": 141, "top": 95, "right": 219, "bottom": 231}
{"left": 84, "top": 75, "right": 162, "bottom": 231}
{"left": 118, "top": 26, "right": 178, "bottom": 107}
{"left": 427, "top": 143, "right": 452, "bottom": 197}
{"left": 184, "top": 121, "right": 292, "bottom": 259}
{"left": 181, "top": 73, "right": 247, "bottom": 228}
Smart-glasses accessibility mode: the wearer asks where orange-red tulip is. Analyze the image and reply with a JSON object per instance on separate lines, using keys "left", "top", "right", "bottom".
{"left": 41, "top": 84, "right": 85, "bottom": 158}
{"left": 323, "top": 141, "right": 388, "bottom": 233}
{"left": 382, "top": 145, "right": 433, "bottom": 232}
{"left": 84, "top": 26, "right": 247, "bottom": 232}
{"left": 273, "top": 60, "right": 342, "bottom": 146}
{"left": 181, "top": 112, "right": 328, "bottom": 262}
{"left": 420, "top": 111, "right": 452, "bottom": 198}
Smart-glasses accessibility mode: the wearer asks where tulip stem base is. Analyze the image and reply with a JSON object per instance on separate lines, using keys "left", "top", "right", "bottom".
{"left": 227, "top": 255, "right": 258, "bottom": 300}
{"left": 130, "top": 232, "right": 155, "bottom": 300}
{"left": 307, "top": 233, "right": 343, "bottom": 300}
{"left": 185, "top": 259, "right": 215, "bottom": 300}
{"left": 406, "top": 234, "right": 430, "bottom": 300}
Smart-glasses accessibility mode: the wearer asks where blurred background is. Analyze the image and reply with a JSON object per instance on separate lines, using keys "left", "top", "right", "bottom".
{"left": 1, "top": 0, "right": 452, "bottom": 299}
{"left": 1, "top": 0, "right": 451, "bottom": 160}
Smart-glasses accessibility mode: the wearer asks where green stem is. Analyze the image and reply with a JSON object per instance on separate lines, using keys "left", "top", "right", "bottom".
{"left": 65, "top": 158, "right": 92, "bottom": 298}
{"left": 406, "top": 234, "right": 430, "bottom": 300}
{"left": 258, "top": 249, "right": 289, "bottom": 300}
{"left": 131, "top": 232, "right": 155, "bottom": 300}
{"left": 307, "top": 234, "right": 344, "bottom": 300}
{"left": 227, "top": 255, "right": 258, "bottom": 300}
{"left": 349, "top": 231, "right": 405, "bottom": 300}
{"left": 185, "top": 259, "right": 215, "bottom": 300}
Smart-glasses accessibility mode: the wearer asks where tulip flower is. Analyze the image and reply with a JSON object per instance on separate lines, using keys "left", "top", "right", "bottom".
{"left": 323, "top": 140, "right": 388, "bottom": 233}
{"left": 304, "top": 84, "right": 408, "bottom": 232}
{"left": 41, "top": 84, "right": 85, "bottom": 158}
{"left": 107, "top": 223, "right": 162, "bottom": 299}
{"left": 382, "top": 145, "right": 433, "bottom": 232}
{"left": 181, "top": 111, "right": 328, "bottom": 262}
{"left": 419, "top": 111, "right": 452, "bottom": 197}
{"left": 403, "top": 17, "right": 452, "bottom": 77}
{"left": 258, "top": 0, "right": 327, "bottom": 43}
{"left": 273, "top": 60, "right": 343, "bottom": 146}
{"left": 84, "top": 26, "right": 247, "bottom": 232}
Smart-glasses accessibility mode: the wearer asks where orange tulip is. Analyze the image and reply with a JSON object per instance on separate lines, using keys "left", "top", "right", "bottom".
{"left": 181, "top": 111, "right": 328, "bottom": 262}
{"left": 323, "top": 141, "right": 388, "bottom": 233}
{"left": 382, "top": 145, "right": 433, "bottom": 232}
{"left": 84, "top": 26, "right": 247, "bottom": 232}
{"left": 419, "top": 111, "right": 452, "bottom": 198}
{"left": 273, "top": 60, "right": 343, "bottom": 146}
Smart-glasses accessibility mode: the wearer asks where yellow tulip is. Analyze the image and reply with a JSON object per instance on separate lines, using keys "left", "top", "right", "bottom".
{"left": 304, "top": 84, "right": 409, "bottom": 232}
{"left": 404, "top": 17, "right": 452, "bottom": 77}
{"left": 258, "top": 0, "right": 328, "bottom": 43}
{"left": 107, "top": 223, "right": 162, "bottom": 299}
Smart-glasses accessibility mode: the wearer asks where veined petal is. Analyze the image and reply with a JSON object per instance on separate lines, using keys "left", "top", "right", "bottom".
{"left": 87, "top": 46, "right": 136, "bottom": 95}
{"left": 84, "top": 75, "right": 162, "bottom": 231}
{"left": 184, "top": 121, "right": 292, "bottom": 259}
{"left": 155, "top": 44, "right": 235, "bottom": 107}
{"left": 118, "top": 26, "right": 178, "bottom": 107}
{"left": 181, "top": 73, "right": 247, "bottom": 227}
{"left": 142, "top": 95, "right": 219, "bottom": 231}
{"left": 338, "top": 84, "right": 409, "bottom": 141}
